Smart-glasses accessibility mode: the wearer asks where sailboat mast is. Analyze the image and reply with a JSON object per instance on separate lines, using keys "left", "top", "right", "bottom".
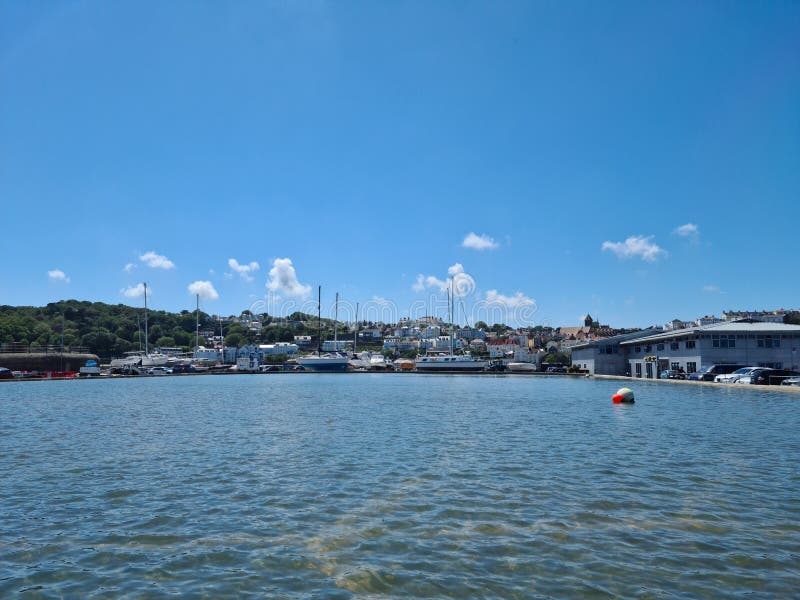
{"left": 317, "top": 285, "right": 322, "bottom": 354}
{"left": 354, "top": 302, "right": 359, "bottom": 354}
{"left": 334, "top": 292, "right": 339, "bottom": 346}
{"left": 195, "top": 294, "right": 200, "bottom": 352}
{"left": 448, "top": 284, "right": 454, "bottom": 356}
{"left": 143, "top": 282, "right": 149, "bottom": 355}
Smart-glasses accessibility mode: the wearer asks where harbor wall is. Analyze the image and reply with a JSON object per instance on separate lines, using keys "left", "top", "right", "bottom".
{"left": 0, "top": 353, "right": 99, "bottom": 372}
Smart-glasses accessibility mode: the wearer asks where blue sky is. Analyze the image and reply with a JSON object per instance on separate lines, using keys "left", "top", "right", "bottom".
{"left": 1, "top": 1, "right": 798, "bottom": 328}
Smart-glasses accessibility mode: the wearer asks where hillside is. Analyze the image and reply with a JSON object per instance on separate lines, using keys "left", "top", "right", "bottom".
{"left": 0, "top": 300, "right": 337, "bottom": 359}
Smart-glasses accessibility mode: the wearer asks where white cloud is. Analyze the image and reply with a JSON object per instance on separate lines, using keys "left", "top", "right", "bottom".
{"left": 48, "top": 269, "right": 70, "bottom": 283}
{"left": 266, "top": 258, "right": 311, "bottom": 298}
{"left": 462, "top": 232, "right": 499, "bottom": 251}
{"left": 140, "top": 251, "right": 175, "bottom": 270}
{"left": 412, "top": 263, "right": 476, "bottom": 297}
{"left": 188, "top": 280, "right": 219, "bottom": 300}
{"left": 702, "top": 284, "right": 725, "bottom": 294}
{"left": 601, "top": 235, "right": 666, "bottom": 262}
{"left": 121, "top": 283, "right": 147, "bottom": 298}
{"left": 228, "top": 258, "right": 260, "bottom": 282}
{"left": 674, "top": 223, "right": 699, "bottom": 237}
{"left": 123, "top": 263, "right": 136, "bottom": 273}
{"left": 372, "top": 295, "right": 391, "bottom": 305}
{"left": 484, "top": 290, "right": 535, "bottom": 308}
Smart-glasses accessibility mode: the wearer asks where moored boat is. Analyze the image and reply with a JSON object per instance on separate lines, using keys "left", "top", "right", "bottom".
{"left": 507, "top": 362, "right": 537, "bottom": 373}
{"left": 297, "top": 286, "right": 349, "bottom": 373}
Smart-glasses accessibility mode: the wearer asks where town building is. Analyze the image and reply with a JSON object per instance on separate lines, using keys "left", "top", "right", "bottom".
{"left": 621, "top": 321, "right": 800, "bottom": 379}
{"left": 722, "top": 309, "right": 790, "bottom": 323}
{"left": 321, "top": 340, "right": 351, "bottom": 352}
{"left": 570, "top": 329, "right": 662, "bottom": 375}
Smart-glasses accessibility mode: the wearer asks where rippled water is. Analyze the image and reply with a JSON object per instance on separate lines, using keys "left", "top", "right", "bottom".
{"left": 1, "top": 374, "right": 799, "bottom": 598}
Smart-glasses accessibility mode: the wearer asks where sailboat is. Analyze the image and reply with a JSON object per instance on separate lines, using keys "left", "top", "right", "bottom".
{"left": 297, "top": 287, "right": 350, "bottom": 372}
{"left": 415, "top": 282, "right": 488, "bottom": 373}
{"left": 139, "top": 282, "right": 169, "bottom": 368}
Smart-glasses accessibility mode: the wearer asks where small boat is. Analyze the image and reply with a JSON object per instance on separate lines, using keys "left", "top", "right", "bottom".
{"left": 394, "top": 358, "right": 415, "bottom": 371}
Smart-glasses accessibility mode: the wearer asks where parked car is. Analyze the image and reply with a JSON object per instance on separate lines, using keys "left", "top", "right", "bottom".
{"left": 147, "top": 366, "right": 172, "bottom": 375}
{"left": 736, "top": 368, "right": 800, "bottom": 385}
{"left": 687, "top": 364, "right": 748, "bottom": 382}
{"left": 660, "top": 369, "right": 686, "bottom": 380}
{"left": 546, "top": 366, "right": 567, "bottom": 373}
{"left": 781, "top": 377, "right": 800, "bottom": 387}
{"left": 0, "top": 367, "right": 13, "bottom": 380}
{"left": 714, "top": 367, "right": 760, "bottom": 384}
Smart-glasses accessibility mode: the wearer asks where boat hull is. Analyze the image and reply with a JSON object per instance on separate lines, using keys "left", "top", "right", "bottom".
{"left": 297, "top": 357, "right": 349, "bottom": 372}
{"left": 507, "top": 362, "right": 537, "bottom": 373}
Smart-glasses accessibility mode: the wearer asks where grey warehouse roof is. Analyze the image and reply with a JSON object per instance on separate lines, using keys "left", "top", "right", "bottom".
{"left": 618, "top": 320, "right": 800, "bottom": 346}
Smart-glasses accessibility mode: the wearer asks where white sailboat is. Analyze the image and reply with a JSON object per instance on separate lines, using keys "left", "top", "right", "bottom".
{"left": 139, "top": 282, "right": 169, "bottom": 367}
{"left": 415, "top": 282, "right": 488, "bottom": 372}
{"left": 297, "top": 287, "right": 349, "bottom": 372}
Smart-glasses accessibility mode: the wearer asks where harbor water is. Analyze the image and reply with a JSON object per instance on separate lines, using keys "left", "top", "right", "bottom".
{"left": 1, "top": 375, "right": 798, "bottom": 598}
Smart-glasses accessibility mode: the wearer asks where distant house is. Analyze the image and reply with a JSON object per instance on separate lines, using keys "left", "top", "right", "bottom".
{"left": 557, "top": 326, "right": 591, "bottom": 340}
{"left": 293, "top": 335, "right": 313, "bottom": 346}
{"left": 722, "top": 309, "right": 790, "bottom": 324}
{"left": 322, "top": 340, "right": 351, "bottom": 352}
{"left": 383, "top": 338, "right": 419, "bottom": 353}
{"left": 487, "top": 338, "right": 520, "bottom": 358}
{"left": 664, "top": 319, "right": 695, "bottom": 331}
{"left": 357, "top": 328, "right": 382, "bottom": 340}
{"left": 696, "top": 315, "right": 722, "bottom": 327}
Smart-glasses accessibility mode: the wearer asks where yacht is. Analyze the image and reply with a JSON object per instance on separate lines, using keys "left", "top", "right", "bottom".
{"left": 415, "top": 353, "right": 488, "bottom": 372}
{"left": 297, "top": 287, "right": 350, "bottom": 373}
{"left": 414, "top": 283, "right": 488, "bottom": 372}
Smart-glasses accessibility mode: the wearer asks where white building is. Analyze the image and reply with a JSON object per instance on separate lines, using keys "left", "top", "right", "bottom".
{"left": 322, "top": 340, "right": 351, "bottom": 352}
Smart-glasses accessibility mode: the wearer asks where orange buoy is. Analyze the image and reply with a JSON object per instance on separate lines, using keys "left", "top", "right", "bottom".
{"left": 612, "top": 387, "right": 635, "bottom": 404}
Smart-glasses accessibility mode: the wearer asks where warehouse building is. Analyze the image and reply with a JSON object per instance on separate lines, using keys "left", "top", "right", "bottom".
{"left": 570, "top": 328, "right": 662, "bottom": 375}
{"left": 620, "top": 320, "right": 800, "bottom": 379}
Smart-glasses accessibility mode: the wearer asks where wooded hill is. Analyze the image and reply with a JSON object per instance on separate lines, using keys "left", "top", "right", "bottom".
{"left": 0, "top": 300, "right": 351, "bottom": 359}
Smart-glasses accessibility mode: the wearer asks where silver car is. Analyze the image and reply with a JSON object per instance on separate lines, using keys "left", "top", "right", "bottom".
{"left": 715, "top": 367, "right": 759, "bottom": 383}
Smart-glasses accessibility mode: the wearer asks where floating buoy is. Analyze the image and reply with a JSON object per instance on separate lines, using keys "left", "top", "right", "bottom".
{"left": 612, "top": 387, "right": 635, "bottom": 404}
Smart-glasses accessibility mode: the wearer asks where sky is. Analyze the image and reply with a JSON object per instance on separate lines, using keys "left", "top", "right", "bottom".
{"left": 1, "top": 1, "right": 798, "bottom": 328}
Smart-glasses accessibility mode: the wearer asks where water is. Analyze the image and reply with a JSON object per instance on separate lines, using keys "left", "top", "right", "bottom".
{"left": 1, "top": 374, "right": 798, "bottom": 598}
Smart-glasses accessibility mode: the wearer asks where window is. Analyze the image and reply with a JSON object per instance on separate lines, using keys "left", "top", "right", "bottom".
{"left": 757, "top": 335, "right": 780, "bottom": 348}
{"left": 712, "top": 334, "right": 736, "bottom": 349}
{"left": 645, "top": 362, "right": 653, "bottom": 379}
{"left": 671, "top": 362, "right": 680, "bottom": 370}
{"left": 687, "top": 361, "right": 697, "bottom": 373}
{"left": 644, "top": 345, "right": 652, "bottom": 352}
{"left": 634, "top": 346, "right": 641, "bottom": 353}
{"left": 657, "top": 344, "right": 664, "bottom": 351}
{"left": 635, "top": 363, "right": 642, "bottom": 378}
{"left": 670, "top": 342, "right": 679, "bottom": 351}
{"left": 686, "top": 340, "right": 696, "bottom": 349}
